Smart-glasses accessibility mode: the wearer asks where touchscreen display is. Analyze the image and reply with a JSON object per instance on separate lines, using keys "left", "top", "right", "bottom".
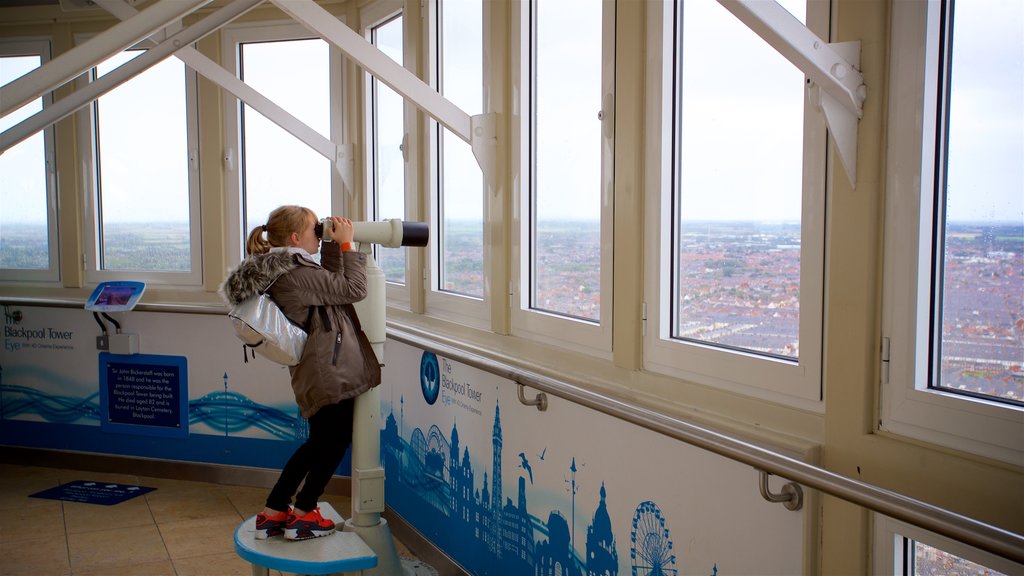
{"left": 85, "top": 281, "right": 146, "bottom": 312}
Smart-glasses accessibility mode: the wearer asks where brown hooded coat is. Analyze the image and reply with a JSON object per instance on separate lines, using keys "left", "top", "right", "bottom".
{"left": 220, "top": 241, "right": 381, "bottom": 418}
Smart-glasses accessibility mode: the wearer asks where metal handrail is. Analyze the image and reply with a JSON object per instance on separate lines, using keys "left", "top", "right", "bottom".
{"left": 387, "top": 325, "right": 1024, "bottom": 565}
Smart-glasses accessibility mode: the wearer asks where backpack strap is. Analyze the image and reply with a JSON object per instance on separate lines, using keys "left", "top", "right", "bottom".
{"left": 316, "top": 305, "right": 332, "bottom": 332}
{"left": 342, "top": 303, "right": 362, "bottom": 331}
{"left": 261, "top": 272, "right": 317, "bottom": 334}
{"left": 299, "top": 305, "right": 331, "bottom": 332}
{"left": 303, "top": 306, "right": 317, "bottom": 332}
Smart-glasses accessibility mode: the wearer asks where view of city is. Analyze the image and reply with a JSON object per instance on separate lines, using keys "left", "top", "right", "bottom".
{"left": 914, "top": 540, "right": 1008, "bottom": 576}
{"left": 676, "top": 221, "right": 802, "bottom": 359}
{"left": 939, "top": 223, "right": 1023, "bottom": 402}
{"left": 533, "top": 221, "right": 602, "bottom": 321}
{"left": 1, "top": 220, "right": 1020, "bottom": 402}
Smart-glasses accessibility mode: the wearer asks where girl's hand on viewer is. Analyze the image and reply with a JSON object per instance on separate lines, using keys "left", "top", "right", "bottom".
{"left": 328, "top": 217, "right": 355, "bottom": 244}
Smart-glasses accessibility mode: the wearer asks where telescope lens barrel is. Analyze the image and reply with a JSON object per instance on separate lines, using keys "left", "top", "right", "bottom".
{"left": 401, "top": 222, "right": 429, "bottom": 247}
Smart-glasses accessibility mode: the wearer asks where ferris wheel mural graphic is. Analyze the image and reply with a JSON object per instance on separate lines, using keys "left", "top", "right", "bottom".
{"left": 630, "top": 500, "right": 678, "bottom": 576}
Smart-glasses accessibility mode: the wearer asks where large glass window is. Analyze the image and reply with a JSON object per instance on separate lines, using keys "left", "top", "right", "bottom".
{"left": 645, "top": 0, "right": 826, "bottom": 403}
{"left": 91, "top": 50, "right": 196, "bottom": 275}
{"left": 510, "top": 0, "right": 613, "bottom": 355}
{"left": 529, "top": 0, "right": 604, "bottom": 322}
{"left": 881, "top": 0, "right": 1023, "bottom": 464}
{"left": 436, "top": 0, "right": 483, "bottom": 298}
{"left": 0, "top": 40, "right": 58, "bottom": 282}
{"left": 933, "top": 0, "right": 1023, "bottom": 405}
{"left": 674, "top": 0, "right": 806, "bottom": 360}
{"left": 237, "top": 37, "right": 331, "bottom": 241}
{"left": 369, "top": 14, "right": 407, "bottom": 284}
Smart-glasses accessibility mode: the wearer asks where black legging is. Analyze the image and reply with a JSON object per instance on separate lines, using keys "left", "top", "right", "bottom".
{"left": 265, "top": 398, "right": 354, "bottom": 513}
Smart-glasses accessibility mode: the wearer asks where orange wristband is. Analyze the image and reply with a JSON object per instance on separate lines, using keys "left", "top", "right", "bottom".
{"left": 340, "top": 242, "right": 353, "bottom": 252}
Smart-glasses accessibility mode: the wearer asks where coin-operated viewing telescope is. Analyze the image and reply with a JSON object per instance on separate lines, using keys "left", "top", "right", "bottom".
{"left": 315, "top": 218, "right": 429, "bottom": 248}
{"left": 319, "top": 218, "right": 427, "bottom": 575}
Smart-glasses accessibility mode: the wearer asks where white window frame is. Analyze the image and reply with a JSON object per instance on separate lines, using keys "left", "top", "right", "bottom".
{"left": 423, "top": 0, "right": 490, "bottom": 331}
{"left": 879, "top": 0, "right": 1023, "bottom": 466}
{"left": 221, "top": 21, "right": 347, "bottom": 268}
{"left": 508, "top": 0, "right": 614, "bottom": 359}
{"left": 76, "top": 37, "right": 203, "bottom": 287}
{"left": 0, "top": 38, "right": 60, "bottom": 284}
{"left": 642, "top": 1, "right": 829, "bottom": 408}
{"left": 873, "top": 514, "right": 1023, "bottom": 575}
{"left": 362, "top": 0, "right": 412, "bottom": 310}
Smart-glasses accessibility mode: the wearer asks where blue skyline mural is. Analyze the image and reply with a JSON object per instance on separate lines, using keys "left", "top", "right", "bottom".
{"left": 382, "top": 393, "right": 668, "bottom": 576}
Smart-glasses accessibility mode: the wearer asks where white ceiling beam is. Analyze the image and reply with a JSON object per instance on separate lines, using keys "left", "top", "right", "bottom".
{"left": 268, "top": 0, "right": 500, "bottom": 191}
{"left": 0, "top": 0, "right": 212, "bottom": 119}
{"left": 0, "top": 0, "right": 264, "bottom": 155}
{"left": 270, "top": 0, "right": 473, "bottom": 144}
{"left": 92, "top": 0, "right": 341, "bottom": 178}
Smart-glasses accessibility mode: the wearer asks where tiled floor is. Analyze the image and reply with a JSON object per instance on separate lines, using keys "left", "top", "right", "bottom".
{"left": 0, "top": 462, "right": 419, "bottom": 575}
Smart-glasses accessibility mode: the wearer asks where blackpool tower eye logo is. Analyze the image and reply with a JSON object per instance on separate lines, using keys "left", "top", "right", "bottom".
{"left": 420, "top": 352, "right": 440, "bottom": 405}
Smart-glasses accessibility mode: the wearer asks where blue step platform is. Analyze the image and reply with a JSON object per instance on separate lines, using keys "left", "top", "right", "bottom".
{"left": 234, "top": 502, "right": 378, "bottom": 575}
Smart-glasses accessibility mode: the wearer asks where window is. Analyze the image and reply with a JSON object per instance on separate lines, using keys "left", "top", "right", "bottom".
{"left": 80, "top": 45, "right": 201, "bottom": 285}
{"left": 222, "top": 24, "right": 333, "bottom": 260}
{"left": 437, "top": 0, "right": 482, "bottom": 298}
{"left": 510, "top": 0, "right": 613, "bottom": 355}
{"left": 644, "top": 0, "right": 827, "bottom": 405}
{"left": 881, "top": 0, "right": 1023, "bottom": 465}
{"left": 367, "top": 11, "right": 407, "bottom": 285}
{"left": 425, "top": 0, "right": 489, "bottom": 328}
{"left": 933, "top": 0, "right": 1023, "bottom": 406}
{"left": 874, "top": 515, "right": 1022, "bottom": 575}
{"left": 0, "top": 39, "right": 59, "bottom": 283}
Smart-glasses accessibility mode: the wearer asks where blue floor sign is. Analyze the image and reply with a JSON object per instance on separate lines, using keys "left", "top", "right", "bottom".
{"left": 30, "top": 480, "right": 155, "bottom": 505}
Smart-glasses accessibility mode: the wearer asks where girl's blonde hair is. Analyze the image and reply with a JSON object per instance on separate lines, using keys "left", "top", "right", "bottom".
{"left": 244, "top": 205, "right": 317, "bottom": 256}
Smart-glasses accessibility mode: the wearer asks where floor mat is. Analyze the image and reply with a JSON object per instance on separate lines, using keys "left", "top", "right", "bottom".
{"left": 29, "top": 480, "right": 155, "bottom": 505}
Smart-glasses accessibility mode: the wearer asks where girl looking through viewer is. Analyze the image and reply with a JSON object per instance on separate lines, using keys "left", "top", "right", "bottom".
{"left": 219, "top": 205, "right": 381, "bottom": 541}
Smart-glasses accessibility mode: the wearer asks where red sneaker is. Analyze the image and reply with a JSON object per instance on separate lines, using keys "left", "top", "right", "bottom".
{"left": 254, "top": 509, "right": 289, "bottom": 540}
{"left": 284, "top": 506, "right": 335, "bottom": 541}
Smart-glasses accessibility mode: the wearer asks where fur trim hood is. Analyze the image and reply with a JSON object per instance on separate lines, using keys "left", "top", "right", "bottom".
{"left": 219, "top": 250, "right": 300, "bottom": 306}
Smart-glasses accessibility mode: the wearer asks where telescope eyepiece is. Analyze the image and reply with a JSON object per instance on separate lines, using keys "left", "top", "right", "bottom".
{"left": 314, "top": 218, "right": 332, "bottom": 241}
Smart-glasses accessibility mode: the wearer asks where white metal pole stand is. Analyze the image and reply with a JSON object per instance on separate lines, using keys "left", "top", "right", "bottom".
{"left": 348, "top": 220, "right": 428, "bottom": 576}
{"left": 349, "top": 245, "right": 400, "bottom": 575}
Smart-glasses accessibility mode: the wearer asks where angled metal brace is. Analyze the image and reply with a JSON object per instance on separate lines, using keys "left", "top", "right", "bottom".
{"left": 471, "top": 113, "right": 498, "bottom": 195}
{"left": 91, "top": 0, "right": 347, "bottom": 183}
{"left": 717, "top": 0, "right": 866, "bottom": 187}
{"left": 808, "top": 40, "right": 861, "bottom": 188}
{"left": 269, "top": 0, "right": 498, "bottom": 193}
{"left": 0, "top": 0, "right": 212, "bottom": 119}
{"left": 1, "top": 0, "right": 263, "bottom": 155}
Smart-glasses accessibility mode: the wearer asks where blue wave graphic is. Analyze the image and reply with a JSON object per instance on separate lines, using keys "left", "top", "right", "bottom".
{"left": 189, "top": 390, "right": 302, "bottom": 440}
{"left": 0, "top": 384, "right": 100, "bottom": 423}
{"left": 1, "top": 378, "right": 301, "bottom": 440}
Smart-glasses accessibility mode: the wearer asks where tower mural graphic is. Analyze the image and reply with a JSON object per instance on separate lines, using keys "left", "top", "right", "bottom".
{"left": 383, "top": 391, "right": 632, "bottom": 576}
